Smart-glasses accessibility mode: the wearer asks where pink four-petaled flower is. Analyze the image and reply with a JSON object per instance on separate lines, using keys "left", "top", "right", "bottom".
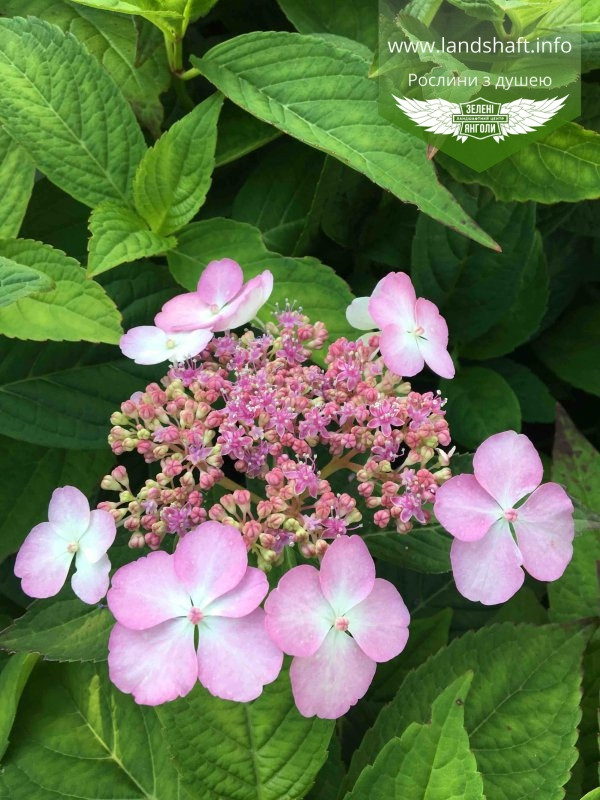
{"left": 434, "top": 430, "right": 574, "bottom": 605}
{"left": 346, "top": 272, "right": 454, "bottom": 379}
{"left": 107, "top": 521, "right": 283, "bottom": 705}
{"left": 15, "top": 486, "right": 116, "bottom": 604}
{"left": 265, "top": 536, "right": 410, "bottom": 719}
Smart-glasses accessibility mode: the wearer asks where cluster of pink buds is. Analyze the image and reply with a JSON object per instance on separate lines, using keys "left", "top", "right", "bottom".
{"left": 99, "top": 306, "right": 453, "bottom": 568}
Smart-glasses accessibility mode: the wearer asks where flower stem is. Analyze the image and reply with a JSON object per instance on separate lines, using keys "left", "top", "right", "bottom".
{"left": 320, "top": 450, "right": 360, "bottom": 480}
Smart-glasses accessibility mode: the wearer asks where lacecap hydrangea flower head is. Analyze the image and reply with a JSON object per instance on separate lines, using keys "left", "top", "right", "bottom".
{"left": 13, "top": 258, "right": 575, "bottom": 719}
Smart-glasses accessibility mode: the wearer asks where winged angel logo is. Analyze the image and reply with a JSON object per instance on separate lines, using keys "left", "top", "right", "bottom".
{"left": 394, "top": 95, "right": 567, "bottom": 142}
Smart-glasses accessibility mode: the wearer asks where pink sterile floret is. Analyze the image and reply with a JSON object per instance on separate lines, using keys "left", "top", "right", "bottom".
{"left": 346, "top": 272, "right": 455, "bottom": 380}
{"left": 434, "top": 430, "right": 574, "bottom": 605}
{"left": 155, "top": 258, "right": 274, "bottom": 333}
{"left": 15, "top": 486, "right": 116, "bottom": 604}
{"left": 107, "top": 520, "right": 283, "bottom": 705}
{"left": 264, "top": 535, "right": 410, "bottom": 719}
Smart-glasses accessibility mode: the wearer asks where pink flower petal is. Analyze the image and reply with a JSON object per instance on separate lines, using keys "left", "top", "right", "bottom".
{"left": 473, "top": 431, "right": 543, "bottom": 509}
{"left": 264, "top": 564, "right": 333, "bottom": 657}
{"left": 514, "top": 483, "right": 574, "bottom": 582}
{"left": 347, "top": 578, "right": 410, "bottom": 662}
{"left": 414, "top": 298, "right": 454, "bottom": 379}
{"left": 71, "top": 553, "right": 111, "bottom": 604}
{"left": 79, "top": 509, "right": 116, "bottom": 563}
{"left": 379, "top": 324, "right": 425, "bottom": 378}
{"left": 214, "top": 271, "right": 274, "bottom": 331}
{"left": 319, "top": 536, "right": 375, "bottom": 615}
{"left": 369, "top": 272, "right": 417, "bottom": 330}
{"left": 434, "top": 474, "right": 501, "bottom": 542}
{"left": 47, "top": 486, "right": 90, "bottom": 538}
{"left": 450, "top": 519, "right": 525, "bottom": 605}
{"left": 107, "top": 550, "right": 191, "bottom": 630}
{"left": 290, "top": 628, "right": 376, "bottom": 718}
{"left": 346, "top": 297, "right": 376, "bottom": 331}
{"left": 119, "top": 325, "right": 213, "bottom": 365}
{"left": 203, "top": 567, "right": 268, "bottom": 618}
{"left": 154, "top": 294, "right": 216, "bottom": 331}
{"left": 173, "top": 522, "right": 248, "bottom": 609}
{"left": 108, "top": 618, "right": 197, "bottom": 705}
{"left": 196, "top": 258, "right": 244, "bottom": 306}
{"left": 14, "top": 522, "right": 73, "bottom": 599}
{"left": 196, "top": 609, "right": 283, "bottom": 702}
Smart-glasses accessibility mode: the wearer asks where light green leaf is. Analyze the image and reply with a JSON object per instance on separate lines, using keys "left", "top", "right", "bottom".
{"left": 534, "top": 302, "right": 600, "bottom": 397}
{"left": 0, "top": 257, "right": 54, "bottom": 308}
{"left": 0, "top": 16, "right": 146, "bottom": 208}
{"left": 2, "top": 0, "right": 170, "bottom": 136}
{"left": 403, "top": 0, "right": 444, "bottom": 25}
{"left": 0, "top": 436, "right": 113, "bottom": 560}
{"left": 461, "top": 232, "right": 548, "bottom": 358}
{"left": 0, "top": 262, "right": 178, "bottom": 448}
{"left": 412, "top": 183, "right": 536, "bottom": 343}
{"left": 88, "top": 202, "right": 176, "bottom": 277}
{"left": 441, "top": 124, "right": 600, "bottom": 204}
{"left": 346, "top": 674, "right": 484, "bottom": 800}
{"left": 548, "top": 407, "right": 600, "bottom": 622}
{"left": 539, "top": 0, "right": 600, "bottom": 33}
{"left": 0, "top": 130, "right": 35, "bottom": 239}
{"left": 215, "top": 101, "right": 280, "bottom": 167}
{"left": 0, "top": 239, "right": 122, "bottom": 344}
{"left": 157, "top": 668, "right": 334, "bottom": 800}
{"left": 63, "top": 0, "right": 184, "bottom": 36}
{"left": 487, "top": 359, "right": 556, "bottom": 423}
{"left": 0, "top": 653, "right": 39, "bottom": 763}
{"left": 168, "top": 217, "right": 355, "bottom": 342}
{"left": 0, "top": 597, "right": 112, "bottom": 662}
{"left": 363, "top": 525, "right": 451, "bottom": 573}
{"left": 447, "top": 0, "right": 503, "bottom": 20}
{"left": 344, "top": 623, "right": 587, "bottom": 800}
{"left": 134, "top": 94, "right": 223, "bottom": 235}
{"left": 277, "top": 0, "right": 378, "bottom": 50}
{"left": 0, "top": 662, "right": 184, "bottom": 799}
{"left": 192, "top": 32, "right": 498, "bottom": 250}
{"left": 232, "top": 138, "right": 328, "bottom": 254}
{"left": 440, "top": 367, "right": 521, "bottom": 450}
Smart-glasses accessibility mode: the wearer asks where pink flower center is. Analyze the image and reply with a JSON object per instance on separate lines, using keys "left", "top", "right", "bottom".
{"left": 334, "top": 616, "right": 349, "bottom": 632}
{"left": 66, "top": 542, "right": 79, "bottom": 554}
{"left": 413, "top": 325, "right": 425, "bottom": 337}
{"left": 209, "top": 304, "right": 220, "bottom": 315}
{"left": 188, "top": 606, "right": 204, "bottom": 625}
{"left": 165, "top": 338, "right": 176, "bottom": 349}
{"left": 503, "top": 508, "right": 519, "bottom": 523}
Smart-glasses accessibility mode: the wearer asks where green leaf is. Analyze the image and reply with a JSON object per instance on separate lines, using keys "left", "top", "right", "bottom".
{"left": 344, "top": 623, "right": 587, "bottom": 800}
{"left": 215, "top": 101, "right": 280, "bottom": 167}
{"left": 0, "top": 653, "right": 38, "bottom": 763}
{"left": 412, "top": 183, "right": 536, "bottom": 343}
{"left": 133, "top": 94, "right": 223, "bottom": 235}
{"left": 192, "top": 32, "right": 499, "bottom": 250}
{"left": 440, "top": 124, "right": 600, "bottom": 204}
{"left": 363, "top": 526, "right": 451, "bottom": 573}
{"left": 534, "top": 303, "right": 600, "bottom": 397}
{"left": 345, "top": 673, "right": 484, "bottom": 800}
{"left": 58, "top": 0, "right": 185, "bottom": 37}
{"left": 0, "top": 257, "right": 53, "bottom": 308}
{"left": 156, "top": 668, "right": 334, "bottom": 800}
{"left": 487, "top": 359, "right": 556, "bottom": 424}
{"left": 548, "top": 407, "right": 600, "bottom": 622}
{"left": 277, "top": 0, "right": 378, "bottom": 50}
{"left": 447, "top": 0, "right": 503, "bottom": 20}
{"left": 0, "top": 16, "right": 146, "bottom": 208}
{"left": 306, "top": 734, "right": 346, "bottom": 800}
{"left": 441, "top": 367, "right": 521, "bottom": 450}
{"left": 2, "top": 0, "right": 170, "bottom": 136}
{"left": 232, "top": 139, "right": 328, "bottom": 254}
{"left": 0, "top": 262, "right": 177, "bottom": 448}
{"left": 0, "top": 130, "right": 35, "bottom": 239}
{"left": 87, "top": 202, "right": 176, "bottom": 277}
{"left": 0, "top": 661, "right": 184, "bottom": 798}
{"left": 0, "top": 437, "right": 112, "bottom": 560}
{"left": 460, "top": 232, "right": 548, "bottom": 358}
{"left": 0, "top": 596, "right": 112, "bottom": 662}
{"left": 168, "top": 217, "right": 355, "bottom": 343}
{"left": 0, "top": 239, "right": 122, "bottom": 344}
